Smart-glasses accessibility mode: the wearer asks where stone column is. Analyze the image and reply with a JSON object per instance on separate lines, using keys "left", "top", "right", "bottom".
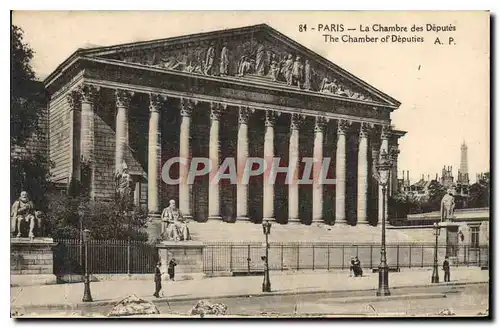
{"left": 179, "top": 98, "right": 194, "bottom": 220}
{"left": 148, "top": 94, "right": 163, "bottom": 216}
{"left": 335, "top": 119, "right": 349, "bottom": 225}
{"left": 66, "top": 90, "right": 82, "bottom": 186}
{"left": 208, "top": 102, "right": 223, "bottom": 220}
{"left": 379, "top": 125, "right": 391, "bottom": 224}
{"left": 312, "top": 116, "right": 327, "bottom": 223}
{"left": 357, "top": 123, "right": 370, "bottom": 224}
{"left": 115, "top": 90, "right": 134, "bottom": 172}
{"left": 263, "top": 110, "right": 277, "bottom": 221}
{"left": 237, "top": 106, "right": 252, "bottom": 220}
{"left": 134, "top": 180, "right": 141, "bottom": 207}
{"left": 288, "top": 114, "right": 302, "bottom": 223}
{"left": 390, "top": 145, "right": 400, "bottom": 198}
{"left": 79, "top": 84, "right": 99, "bottom": 199}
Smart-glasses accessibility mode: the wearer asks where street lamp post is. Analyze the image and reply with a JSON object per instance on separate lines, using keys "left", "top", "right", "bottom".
{"left": 431, "top": 222, "right": 441, "bottom": 283}
{"left": 262, "top": 220, "right": 272, "bottom": 292}
{"left": 82, "top": 228, "right": 93, "bottom": 302}
{"left": 77, "top": 204, "right": 85, "bottom": 270}
{"left": 372, "top": 148, "right": 392, "bottom": 297}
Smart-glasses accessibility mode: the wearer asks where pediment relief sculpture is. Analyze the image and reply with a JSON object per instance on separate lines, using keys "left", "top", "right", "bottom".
{"left": 111, "top": 37, "right": 374, "bottom": 103}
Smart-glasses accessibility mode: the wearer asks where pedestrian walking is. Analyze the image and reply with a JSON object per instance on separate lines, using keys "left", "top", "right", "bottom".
{"left": 153, "top": 261, "right": 163, "bottom": 298}
{"left": 349, "top": 257, "right": 355, "bottom": 277}
{"left": 168, "top": 258, "right": 177, "bottom": 281}
{"left": 443, "top": 256, "right": 450, "bottom": 282}
{"left": 354, "top": 256, "right": 363, "bottom": 277}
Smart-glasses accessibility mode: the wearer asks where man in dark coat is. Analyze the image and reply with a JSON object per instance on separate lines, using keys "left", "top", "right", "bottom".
{"left": 153, "top": 261, "right": 163, "bottom": 298}
{"left": 443, "top": 256, "right": 450, "bottom": 282}
{"left": 168, "top": 258, "right": 177, "bottom": 281}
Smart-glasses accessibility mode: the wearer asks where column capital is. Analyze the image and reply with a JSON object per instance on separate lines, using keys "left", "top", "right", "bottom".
{"left": 116, "top": 90, "right": 134, "bottom": 108}
{"left": 381, "top": 124, "right": 392, "bottom": 140}
{"left": 180, "top": 98, "right": 196, "bottom": 117}
{"left": 149, "top": 93, "right": 166, "bottom": 113}
{"left": 359, "top": 122, "right": 372, "bottom": 138}
{"left": 265, "top": 110, "right": 280, "bottom": 127}
{"left": 66, "top": 89, "right": 82, "bottom": 110}
{"left": 210, "top": 102, "right": 226, "bottom": 121}
{"left": 389, "top": 145, "right": 400, "bottom": 160}
{"left": 337, "top": 119, "right": 351, "bottom": 135}
{"left": 290, "top": 113, "right": 305, "bottom": 131}
{"left": 78, "top": 84, "right": 100, "bottom": 104}
{"left": 315, "top": 116, "right": 329, "bottom": 133}
{"left": 238, "top": 106, "right": 254, "bottom": 124}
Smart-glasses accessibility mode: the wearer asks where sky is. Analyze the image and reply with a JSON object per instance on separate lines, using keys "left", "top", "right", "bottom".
{"left": 11, "top": 11, "right": 490, "bottom": 184}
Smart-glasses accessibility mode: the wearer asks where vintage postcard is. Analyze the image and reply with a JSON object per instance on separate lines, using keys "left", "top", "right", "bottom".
{"left": 10, "top": 11, "right": 490, "bottom": 318}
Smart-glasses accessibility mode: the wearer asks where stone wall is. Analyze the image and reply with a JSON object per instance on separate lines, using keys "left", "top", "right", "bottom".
{"left": 48, "top": 89, "right": 71, "bottom": 183}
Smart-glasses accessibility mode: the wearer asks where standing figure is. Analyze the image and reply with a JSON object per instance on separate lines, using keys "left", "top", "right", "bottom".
{"left": 168, "top": 258, "right": 177, "bottom": 281}
{"left": 204, "top": 42, "right": 216, "bottom": 75}
{"left": 238, "top": 56, "right": 252, "bottom": 76}
{"left": 153, "top": 261, "right": 163, "bottom": 298}
{"left": 443, "top": 256, "right": 450, "bottom": 282}
{"left": 292, "top": 56, "right": 304, "bottom": 88}
{"left": 281, "top": 54, "right": 294, "bottom": 86}
{"left": 354, "top": 256, "right": 363, "bottom": 277}
{"left": 220, "top": 43, "right": 230, "bottom": 76}
{"left": 11, "top": 191, "right": 35, "bottom": 238}
{"left": 255, "top": 44, "right": 266, "bottom": 76}
{"left": 268, "top": 53, "right": 279, "bottom": 81}
{"left": 115, "top": 162, "right": 134, "bottom": 212}
{"left": 349, "top": 257, "right": 355, "bottom": 277}
{"left": 303, "top": 59, "right": 312, "bottom": 90}
{"left": 441, "top": 189, "right": 456, "bottom": 222}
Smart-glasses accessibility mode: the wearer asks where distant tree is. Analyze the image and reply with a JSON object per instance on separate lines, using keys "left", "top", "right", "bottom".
{"left": 469, "top": 182, "right": 490, "bottom": 208}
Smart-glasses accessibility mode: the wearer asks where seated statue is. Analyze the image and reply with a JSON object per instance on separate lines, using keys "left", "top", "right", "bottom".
{"left": 441, "top": 189, "right": 456, "bottom": 222}
{"left": 11, "top": 191, "right": 43, "bottom": 239}
{"left": 160, "top": 199, "right": 191, "bottom": 241}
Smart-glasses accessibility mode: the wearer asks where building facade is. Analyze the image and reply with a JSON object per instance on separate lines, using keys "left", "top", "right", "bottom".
{"left": 44, "top": 24, "right": 405, "bottom": 239}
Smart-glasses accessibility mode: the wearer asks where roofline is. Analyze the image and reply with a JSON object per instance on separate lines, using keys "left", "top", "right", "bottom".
{"left": 44, "top": 23, "right": 401, "bottom": 107}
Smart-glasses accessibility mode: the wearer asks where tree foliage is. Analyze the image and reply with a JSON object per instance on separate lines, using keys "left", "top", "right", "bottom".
{"left": 46, "top": 193, "right": 150, "bottom": 241}
{"left": 11, "top": 25, "right": 44, "bottom": 147}
{"left": 10, "top": 25, "right": 52, "bottom": 209}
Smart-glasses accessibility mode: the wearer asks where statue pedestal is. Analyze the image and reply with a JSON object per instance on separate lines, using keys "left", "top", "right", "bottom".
{"left": 438, "top": 221, "right": 461, "bottom": 264}
{"left": 156, "top": 241, "right": 205, "bottom": 281}
{"left": 11, "top": 237, "right": 57, "bottom": 286}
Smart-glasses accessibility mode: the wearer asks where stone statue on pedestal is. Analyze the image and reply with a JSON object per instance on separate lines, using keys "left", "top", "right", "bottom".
{"left": 11, "top": 191, "right": 43, "bottom": 239}
{"left": 440, "top": 189, "right": 456, "bottom": 222}
{"left": 160, "top": 199, "right": 191, "bottom": 241}
{"left": 115, "top": 162, "right": 134, "bottom": 212}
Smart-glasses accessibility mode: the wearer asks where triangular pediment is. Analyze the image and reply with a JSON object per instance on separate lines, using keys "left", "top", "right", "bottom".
{"left": 78, "top": 24, "right": 399, "bottom": 107}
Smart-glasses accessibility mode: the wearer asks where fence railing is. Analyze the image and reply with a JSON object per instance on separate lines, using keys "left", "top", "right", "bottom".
{"left": 53, "top": 239, "right": 489, "bottom": 276}
{"left": 202, "top": 242, "right": 489, "bottom": 274}
{"left": 53, "top": 239, "right": 158, "bottom": 275}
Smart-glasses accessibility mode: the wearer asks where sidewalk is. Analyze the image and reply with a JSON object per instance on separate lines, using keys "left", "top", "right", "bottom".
{"left": 11, "top": 267, "right": 488, "bottom": 309}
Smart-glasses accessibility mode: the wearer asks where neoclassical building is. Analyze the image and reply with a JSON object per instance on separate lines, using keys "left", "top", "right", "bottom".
{"left": 45, "top": 24, "right": 405, "bottom": 239}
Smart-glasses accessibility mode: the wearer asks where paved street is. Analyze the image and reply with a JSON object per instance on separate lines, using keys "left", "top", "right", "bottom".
{"left": 12, "top": 283, "right": 489, "bottom": 317}
{"left": 11, "top": 267, "right": 489, "bottom": 317}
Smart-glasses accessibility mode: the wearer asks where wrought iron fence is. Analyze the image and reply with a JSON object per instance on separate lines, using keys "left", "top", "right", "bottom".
{"left": 53, "top": 239, "right": 489, "bottom": 276}
{"left": 202, "top": 242, "right": 489, "bottom": 274}
{"left": 53, "top": 239, "right": 158, "bottom": 275}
